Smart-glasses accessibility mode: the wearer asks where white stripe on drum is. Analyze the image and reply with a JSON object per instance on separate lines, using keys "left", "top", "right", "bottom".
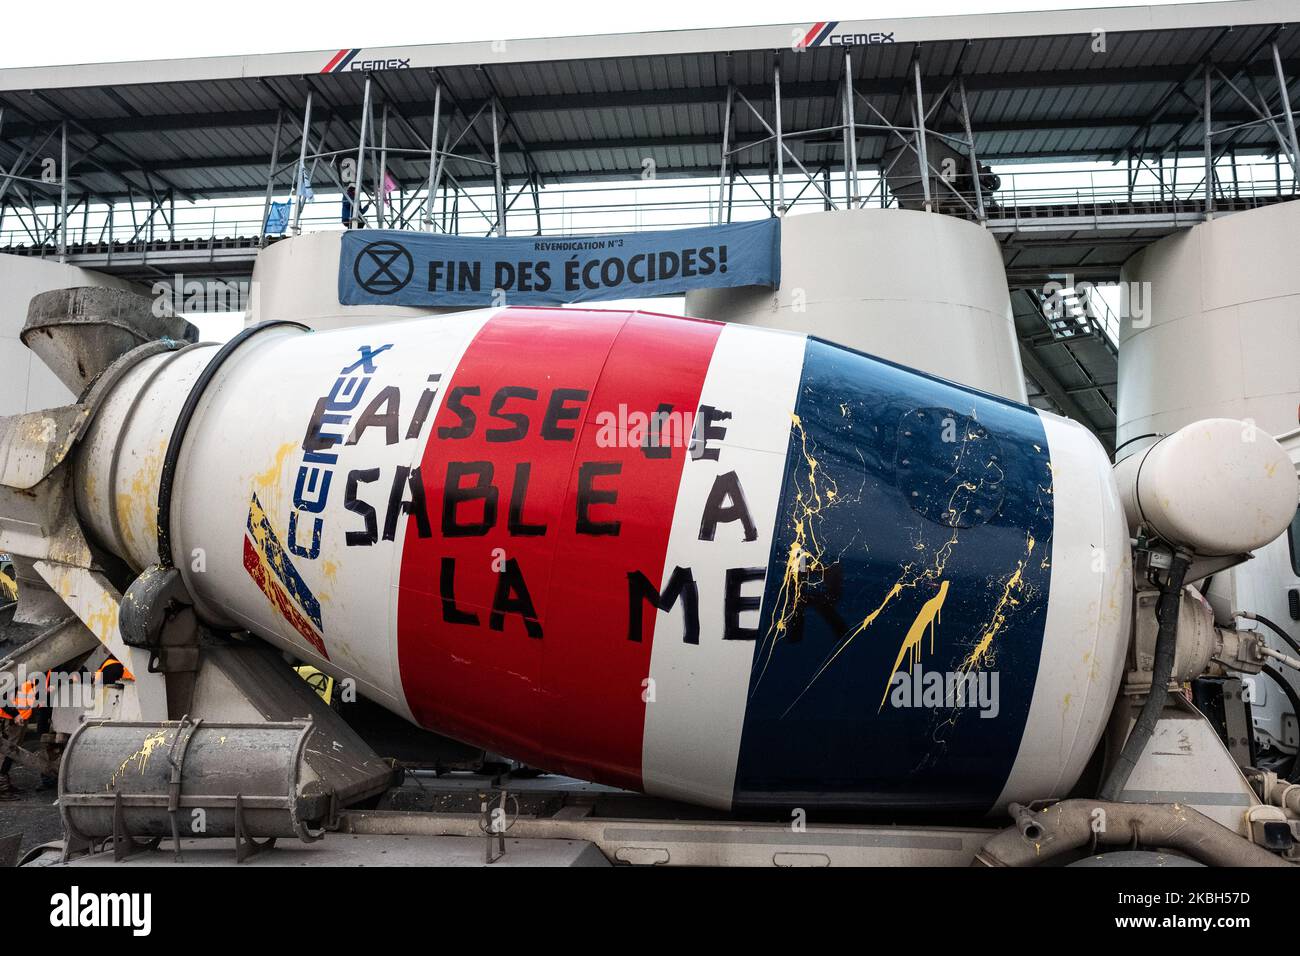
{"left": 991, "top": 411, "right": 1132, "bottom": 811}
{"left": 641, "top": 324, "right": 808, "bottom": 809}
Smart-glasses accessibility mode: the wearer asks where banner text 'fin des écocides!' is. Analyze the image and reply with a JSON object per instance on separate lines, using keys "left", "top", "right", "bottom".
{"left": 338, "top": 220, "right": 781, "bottom": 307}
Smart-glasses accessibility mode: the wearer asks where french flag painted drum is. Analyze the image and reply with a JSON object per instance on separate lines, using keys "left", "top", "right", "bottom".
{"left": 77, "top": 307, "right": 1132, "bottom": 813}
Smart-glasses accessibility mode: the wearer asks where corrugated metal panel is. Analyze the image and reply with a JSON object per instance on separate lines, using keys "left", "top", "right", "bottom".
{"left": 0, "top": 21, "right": 1296, "bottom": 197}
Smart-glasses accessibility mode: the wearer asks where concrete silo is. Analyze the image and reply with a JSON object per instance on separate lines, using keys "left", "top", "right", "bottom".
{"left": 685, "top": 208, "right": 1026, "bottom": 401}
{"left": 1117, "top": 200, "right": 1300, "bottom": 759}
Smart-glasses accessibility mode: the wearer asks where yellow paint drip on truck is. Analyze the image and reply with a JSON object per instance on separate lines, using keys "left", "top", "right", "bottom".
{"left": 108, "top": 730, "right": 171, "bottom": 790}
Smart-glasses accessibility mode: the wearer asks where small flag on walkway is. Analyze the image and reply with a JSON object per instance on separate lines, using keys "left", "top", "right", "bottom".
{"left": 265, "top": 201, "right": 291, "bottom": 235}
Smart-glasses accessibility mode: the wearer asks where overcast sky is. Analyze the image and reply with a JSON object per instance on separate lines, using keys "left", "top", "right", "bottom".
{"left": 2, "top": 0, "right": 1194, "bottom": 68}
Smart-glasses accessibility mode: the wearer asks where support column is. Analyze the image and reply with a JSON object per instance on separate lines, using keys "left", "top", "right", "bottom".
{"left": 844, "top": 53, "right": 859, "bottom": 206}
{"left": 774, "top": 62, "right": 786, "bottom": 214}
{"left": 913, "top": 58, "right": 932, "bottom": 213}
{"left": 717, "top": 83, "right": 733, "bottom": 225}
{"left": 425, "top": 83, "right": 442, "bottom": 231}
{"left": 376, "top": 104, "right": 389, "bottom": 229}
{"left": 1272, "top": 41, "right": 1300, "bottom": 190}
{"left": 1204, "top": 65, "right": 1215, "bottom": 217}
{"left": 258, "top": 110, "right": 283, "bottom": 244}
{"left": 491, "top": 97, "right": 506, "bottom": 236}
{"left": 957, "top": 77, "right": 985, "bottom": 223}
{"left": 291, "top": 91, "right": 313, "bottom": 236}
{"left": 58, "top": 120, "right": 68, "bottom": 260}
{"left": 352, "top": 75, "right": 372, "bottom": 229}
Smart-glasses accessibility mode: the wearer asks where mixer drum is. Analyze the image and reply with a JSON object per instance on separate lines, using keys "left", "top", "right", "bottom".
{"left": 74, "top": 307, "right": 1131, "bottom": 812}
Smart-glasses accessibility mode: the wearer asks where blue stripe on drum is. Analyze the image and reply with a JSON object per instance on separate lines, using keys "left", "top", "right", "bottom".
{"left": 733, "top": 336, "right": 1056, "bottom": 811}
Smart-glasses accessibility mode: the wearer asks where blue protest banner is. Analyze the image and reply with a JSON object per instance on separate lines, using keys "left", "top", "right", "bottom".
{"left": 338, "top": 219, "right": 781, "bottom": 307}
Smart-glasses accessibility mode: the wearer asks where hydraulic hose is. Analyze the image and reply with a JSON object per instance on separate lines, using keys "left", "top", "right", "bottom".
{"left": 1259, "top": 665, "right": 1300, "bottom": 783}
{"left": 1236, "top": 612, "right": 1300, "bottom": 782}
{"left": 1099, "top": 553, "right": 1191, "bottom": 802}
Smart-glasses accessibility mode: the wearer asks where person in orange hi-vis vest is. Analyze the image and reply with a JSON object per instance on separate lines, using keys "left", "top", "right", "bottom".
{"left": 0, "top": 674, "right": 43, "bottom": 801}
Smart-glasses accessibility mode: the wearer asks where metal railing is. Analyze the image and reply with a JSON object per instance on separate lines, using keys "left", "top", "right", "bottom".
{"left": 1, "top": 155, "right": 1294, "bottom": 251}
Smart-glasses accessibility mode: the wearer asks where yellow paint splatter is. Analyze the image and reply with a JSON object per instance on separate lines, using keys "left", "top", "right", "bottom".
{"left": 960, "top": 532, "right": 1036, "bottom": 673}
{"left": 83, "top": 591, "right": 120, "bottom": 644}
{"left": 877, "top": 580, "right": 950, "bottom": 711}
{"left": 754, "top": 414, "right": 840, "bottom": 689}
{"left": 114, "top": 442, "right": 166, "bottom": 559}
{"left": 253, "top": 441, "right": 299, "bottom": 499}
{"left": 109, "top": 730, "right": 171, "bottom": 789}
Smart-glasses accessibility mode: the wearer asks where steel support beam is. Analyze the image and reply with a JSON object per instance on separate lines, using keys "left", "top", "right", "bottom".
{"left": 1204, "top": 66, "right": 1215, "bottom": 216}
{"left": 913, "top": 58, "right": 932, "bottom": 213}
{"left": 258, "top": 110, "right": 284, "bottom": 244}
{"left": 291, "top": 92, "right": 313, "bottom": 235}
{"left": 58, "top": 121, "right": 68, "bottom": 259}
{"left": 844, "top": 52, "right": 859, "bottom": 205}
{"left": 774, "top": 61, "right": 785, "bottom": 214}
{"left": 424, "top": 83, "right": 442, "bottom": 231}
{"left": 491, "top": 98, "right": 505, "bottom": 236}
{"left": 717, "top": 82, "right": 733, "bottom": 225}
{"left": 957, "top": 77, "right": 985, "bottom": 223}
{"left": 352, "top": 76, "right": 372, "bottom": 228}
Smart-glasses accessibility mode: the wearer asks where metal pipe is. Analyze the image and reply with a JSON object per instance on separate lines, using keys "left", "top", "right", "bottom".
{"left": 974, "top": 800, "right": 1291, "bottom": 868}
{"left": 491, "top": 97, "right": 505, "bottom": 236}
{"left": 717, "top": 83, "right": 733, "bottom": 225}
{"left": 291, "top": 92, "right": 313, "bottom": 236}
{"left": 376, "top": 104, "right": 389, "bottom": 229}
{"left": 774, "top": 61, "right": 785, "bottom": 214}
{"left": 424, "top": 84, "right": 442, "bottom": 231}
{"left": 58, "top": 120, "right": 68, "bottom": 260}
{"left": 352, "top": 76, "right": 372, "bottom": 229}
{"left": 434, "top": 125, "right": 454, "bottom": 230}
{"left": 844, "top": 53, "right": 859, "bottom": 205}
{"left": 957, "top": 77, "right": 985, "bottom": 222}
{"left": 913, "top": 58, "right": 932, "bottom": 212}
{"left": 379, "top": 104, "right": 390, "bottom": 230}
{"left": 1204, "top": 66, "right": 1215, "bottom": 216}
{"left": 840, "top": 88, "right": 853, "bottom": 206}
{"left": 259, "top": 111, "right": 284, "bottom": 245}
{"left": 531, "top": 173, "right": 542, "bottom": 236}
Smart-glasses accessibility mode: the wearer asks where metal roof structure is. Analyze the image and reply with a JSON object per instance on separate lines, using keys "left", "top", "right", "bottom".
{"left": 1, "top": 1, "right": 1298, "bottom": 451}
{"left": 1, "top": 2, "right": 1297, "bottom": 198}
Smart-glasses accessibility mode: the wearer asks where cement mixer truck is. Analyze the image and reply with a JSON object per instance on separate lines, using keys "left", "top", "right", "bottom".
{"left": 0, "top": 286, "right": 1297, "bottom": 867}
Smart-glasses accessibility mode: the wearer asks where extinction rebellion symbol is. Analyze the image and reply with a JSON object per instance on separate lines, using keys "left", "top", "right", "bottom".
{"left": 355, "top": 240, "right": 414, "bottom": 295}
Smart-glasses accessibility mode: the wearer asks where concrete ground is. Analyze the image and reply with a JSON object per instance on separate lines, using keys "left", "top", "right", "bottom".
{"left": 0, "top": 763, "right": 62, "bottom": 862}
